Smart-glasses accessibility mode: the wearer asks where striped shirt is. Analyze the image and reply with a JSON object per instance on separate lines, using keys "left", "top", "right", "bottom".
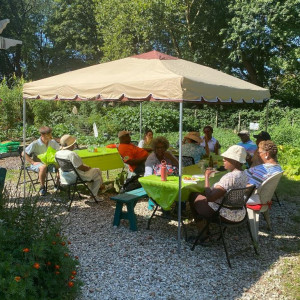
{"left": 245, "top": 163, "right": 283, "bottom": 188}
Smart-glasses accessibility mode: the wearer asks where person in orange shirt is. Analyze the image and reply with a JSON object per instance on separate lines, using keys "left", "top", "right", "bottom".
{"left": 116, "top": 131, "right": 149, "bottom": 176}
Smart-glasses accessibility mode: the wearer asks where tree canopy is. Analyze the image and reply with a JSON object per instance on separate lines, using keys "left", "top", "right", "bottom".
{"left": 0, "top": 0, "right": 299, "bottom": 106}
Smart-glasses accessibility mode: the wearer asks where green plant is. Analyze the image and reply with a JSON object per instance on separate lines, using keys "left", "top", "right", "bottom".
{"left": 0, "top": 189, "right": 82, "bottom": 299}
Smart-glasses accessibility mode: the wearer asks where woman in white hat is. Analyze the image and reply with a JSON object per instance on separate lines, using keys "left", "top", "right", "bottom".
{"left": 55, "top": 134, "right": 103, "bottom": 201}
{"left": 189, "top": 145, "right": 248, "bottom": 235}
{"left": 182, "top": 132, "right": 206, "bottom": 164}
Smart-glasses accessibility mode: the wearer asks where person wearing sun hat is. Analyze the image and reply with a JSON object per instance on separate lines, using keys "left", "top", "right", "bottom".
{"left": 182, "top": 132, "right": 206, "bottom": 164}
{"left": 55, "top": 134, "right": 103, "bottom": 201}
{"left": 189, "top": 145, "right": 249, "bottom": 236}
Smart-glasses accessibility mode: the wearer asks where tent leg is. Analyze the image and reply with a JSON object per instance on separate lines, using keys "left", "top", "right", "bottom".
{"left": 23, "top": 98, "right": 26, "bottom": 199}
{"left": 177, "top": 102, "right": 183, "bottom": 254}
{"left": 139, "top": 102, "right": 142, "bottom": 141}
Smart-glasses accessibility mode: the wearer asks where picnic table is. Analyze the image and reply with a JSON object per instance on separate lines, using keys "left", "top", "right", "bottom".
{"left": 139, "top": 164, "right": 225, "bottom": 210}
{"left": 75, "top": 147, "right": 124, "bottom": 171}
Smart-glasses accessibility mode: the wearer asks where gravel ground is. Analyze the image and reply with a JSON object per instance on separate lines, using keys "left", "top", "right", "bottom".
{"left": 1, "top": 156, "right": 299, "bottom": 300}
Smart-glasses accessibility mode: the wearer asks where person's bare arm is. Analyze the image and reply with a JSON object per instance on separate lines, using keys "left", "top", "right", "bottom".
{"left": 23, "top": 151, "right": 39, "bottom": 165}
{"left": 204, "top": 168, "right": 226, "bottom": 202}
{"left": 77, "top": 164, "right": 91, "bottom": 172}
{"left": 164, "top": 151, "right": 179, "bottom": 167}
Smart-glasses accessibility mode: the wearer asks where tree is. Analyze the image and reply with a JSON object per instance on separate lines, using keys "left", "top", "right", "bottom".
{"left": 223, "top": 0, "right": 300, "bottom": 89}
{"left": 0, "top": 0, "right": 55, "bottom": 80}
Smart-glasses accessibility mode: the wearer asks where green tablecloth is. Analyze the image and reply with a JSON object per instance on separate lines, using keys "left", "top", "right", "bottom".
{"left": 75, "top": 147, "right": 124, "bottom": 171}
{"left": 139, "top": 165, "right": 225, "bottom": 210}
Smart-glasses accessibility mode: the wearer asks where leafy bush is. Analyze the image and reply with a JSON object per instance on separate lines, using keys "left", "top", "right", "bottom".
{"left": 0, "top": 190, "right": 82, "bottom": 299}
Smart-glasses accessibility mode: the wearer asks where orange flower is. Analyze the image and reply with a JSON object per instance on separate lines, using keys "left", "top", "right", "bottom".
{"left": 55, "top": 233, "right": 60, "bottom": 237}
{"left": 46, "top": 261, "right": 51, "bottom": 266}
{"left": 67, "top": 241, "right": 71, "bottom": 245}
{"left": 70, "top": 275, "right": 75, "bottom": 280}
{"left": 68, "top": 281, "right": 74, "bottom": 288}
{"left": 52, "top": 241, "right": 56, "bottom": 245}
{"left": 75, "top": 256, "right": 79, "bottom": 260}
{"left": 14, "top": 276, "right": 21, "bottom": 282}
{"left": 55, "top": 271, "right": 60, "bottom": 275}
{"left": 33, "top": 263, "right": 40, "bottom": 269}
{"left": 61, "top": 242, "right": 66, "bottom": 246}
{"left": 55, "top": 264, "right": 60, "bottom": 270}
{"left": 64, "top": 253, "right": 69, "bottom": 257}
{"left": 22, "top": 248, "right": 30, "bottom": 253}
{"left": 71, "top": 270, "right": 77, "bottom": 276}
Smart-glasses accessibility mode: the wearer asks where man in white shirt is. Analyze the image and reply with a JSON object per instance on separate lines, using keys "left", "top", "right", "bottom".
{"left": 55, "top": 134, "right": 103, "bottom": 201}
{"left": 24, "top": 126, "right": 60, "bottom": 196}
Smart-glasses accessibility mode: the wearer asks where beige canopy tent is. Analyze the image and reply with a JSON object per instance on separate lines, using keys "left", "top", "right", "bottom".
{"left": 22, "top": 50, "right": 270, "bottom": 252}
{"left": 23, "top": 51, "right": 269, "bottom": 102}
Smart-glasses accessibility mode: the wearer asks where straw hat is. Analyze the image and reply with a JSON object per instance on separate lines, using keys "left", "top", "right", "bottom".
{"left": 221, "top": 145, "right": 246, "bottom": 164}
{"left": 184, "top": 132, "right": 202, "bottom": 144}
{"left": 118, "top": 130, "right": 131, "bottom": 138}
{"left": 60, "top": 134, "right": 76, "bottom": 150}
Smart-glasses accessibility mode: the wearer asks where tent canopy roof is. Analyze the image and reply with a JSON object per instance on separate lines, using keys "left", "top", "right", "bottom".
{"left": 23, "top": 50, "right": 270, "bottom": 103}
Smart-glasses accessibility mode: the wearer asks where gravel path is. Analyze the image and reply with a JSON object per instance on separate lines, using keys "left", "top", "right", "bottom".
{"left": 62, "top": 194, "right": 299, "bottom": 300}
{"left": 1, "top": 156, "right": 299, "bottom": 299}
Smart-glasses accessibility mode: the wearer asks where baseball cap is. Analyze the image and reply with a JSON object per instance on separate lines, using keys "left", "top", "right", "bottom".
{"left": 253, "top": 131, "right": 271, "bottom": 140}
{"left": 118, "top": 131, "right": 131, "bottom": 138}
{"left": 238, "top": 130, "right": 249, "bottom": 136}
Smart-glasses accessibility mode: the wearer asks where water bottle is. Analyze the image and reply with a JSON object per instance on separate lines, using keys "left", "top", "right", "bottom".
{"left": 160, "top": 160, "right": 167, "bottom": 181}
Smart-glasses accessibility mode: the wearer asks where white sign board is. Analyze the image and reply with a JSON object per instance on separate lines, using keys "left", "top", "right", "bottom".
{"left": 249, "top": 122, "right": 259, "bottom": 130}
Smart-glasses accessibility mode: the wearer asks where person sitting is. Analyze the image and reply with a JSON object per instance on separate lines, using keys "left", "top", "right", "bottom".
{"left": 138, "top": 128, "right": 153, "bottom": 152}
{"left": 237, "top": 130, "right": 257, "bottom": 167}
{"left": 245, "top": 140, "right": 282, "bottom": 206}
{"left": 117, "top": 131, "right": 149, "bottom": 176}
{"left": 23, "top": 126, "right": 60, "bottom": 196}
{"left": 250, "top": 131, "right": 272, "bottom": 167}
{"left": 55, "top": 134, "right": 104, "bottom": 202}
{"left": 182, "top": 132, "right": 205, "bottom": 164}
{"left": 144, "top": 136, "right": 179, "bottom": 177}
{"left": 189, "top": 145, "right": 249, "bottom": 236}
{"left": 200, "top": 125, "right": 220, "bottom": 155}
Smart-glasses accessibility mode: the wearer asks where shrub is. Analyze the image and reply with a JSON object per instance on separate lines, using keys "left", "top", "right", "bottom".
{"left": 0, "top": 189, "right": 82, "bottom": 299}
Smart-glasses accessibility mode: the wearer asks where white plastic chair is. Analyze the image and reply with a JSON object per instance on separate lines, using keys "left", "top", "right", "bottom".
{"left": 247, "top": 171, "right": 284, "bottom": 242}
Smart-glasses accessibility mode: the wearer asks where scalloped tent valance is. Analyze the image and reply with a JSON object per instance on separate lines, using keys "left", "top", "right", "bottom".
{"left": 23, "top": 50, "right": 270, "bottom": 103}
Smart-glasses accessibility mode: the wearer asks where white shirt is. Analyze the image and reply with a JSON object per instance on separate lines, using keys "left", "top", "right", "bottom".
{"left": 25, "top": 137, "right": 60, "bottom": 161}
{"left": 200, "top": 136, "right": 218, "bottom": 153}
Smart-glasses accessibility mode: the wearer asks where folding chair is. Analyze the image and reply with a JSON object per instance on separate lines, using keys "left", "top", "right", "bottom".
{"left": 175, "top": 155, "right": 195, "bottom": 167}
{"left": 16, "top": 148, "right": 57, "bottom": 192}
{"left": 55, "top": 156, "right": 98, "bottom": 210}
{"left": 246, "top": 171, "right": 284, "bottom": 242}
{"left": 191, "top": 185, "right": 258, "bottom": 268}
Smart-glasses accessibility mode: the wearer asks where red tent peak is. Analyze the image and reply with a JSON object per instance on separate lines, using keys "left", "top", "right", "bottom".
{"left": 131, "top": 50, "right": 178, "bottom": 60}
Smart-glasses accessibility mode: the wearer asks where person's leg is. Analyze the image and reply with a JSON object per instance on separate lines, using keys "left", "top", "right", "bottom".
{"left": 189, "top": 192, "right": 216, "bottom": 235}
{"left": 38, "top": 164, "right": 47, "bottom": 187}
{"left": 86, "top": 168, "right": 103, "bottom": 196}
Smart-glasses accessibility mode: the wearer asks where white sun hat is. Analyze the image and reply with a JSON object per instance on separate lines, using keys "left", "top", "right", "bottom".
{"left": 221, "top": 145, "right": 247, "bottom": 164}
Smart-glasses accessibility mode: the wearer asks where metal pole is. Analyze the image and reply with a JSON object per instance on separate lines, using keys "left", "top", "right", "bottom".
{"left": 139, "top": 102, "right": 142, "bottom": 141}
{"left": 177, "top": 102, "right": 183, "bottom": 253}
{"left": 23, "top": 98, "right": 26, "bottom": 198}
{"left": 265, "top": 101, "right": 269, "bottom": 132}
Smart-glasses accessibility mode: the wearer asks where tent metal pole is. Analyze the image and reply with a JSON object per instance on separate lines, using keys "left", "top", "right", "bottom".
{"left": 265, "top": 100, "right": 269, "bottom": 131}
{"left": 23, "top": 98, "right": 26, "bottom": 198}
{"left": 139, "top": 102, "right": 142, "bottom": 141}
{"left": 177, "top": 102, "right": 183, "bottom": 253}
